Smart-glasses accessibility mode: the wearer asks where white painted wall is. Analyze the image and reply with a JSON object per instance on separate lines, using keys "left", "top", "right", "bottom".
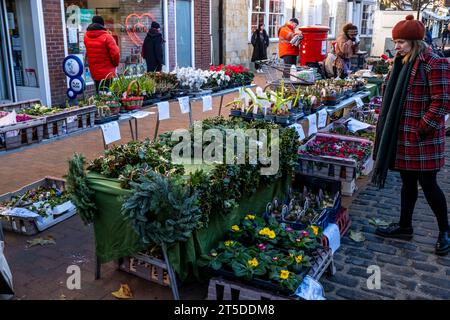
{"left": 372, "top": 10, "right": 418, "bottom": 56}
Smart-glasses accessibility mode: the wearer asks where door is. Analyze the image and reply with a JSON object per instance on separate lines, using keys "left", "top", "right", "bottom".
{"left": 0, "top": 1, "right": 13, "bottom": 103}
{"left": 176, "top": 0, "right": 193, "bottom": 67}
{"left": 5, "top": 0, "right": 42, "bottom": 102}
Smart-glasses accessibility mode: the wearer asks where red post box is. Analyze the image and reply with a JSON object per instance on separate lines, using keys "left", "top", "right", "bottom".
{"left": 298, "top": 25, "right": 330, "bottom": 66}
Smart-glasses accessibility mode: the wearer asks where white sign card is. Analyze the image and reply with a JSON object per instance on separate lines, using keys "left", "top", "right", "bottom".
{"left": 131, "top": 111, "right": 153, "bottom": 119}
{"left": 202, "top": 95, "right": 213, "bottom": 112}
{"left": 323, "top": 223, "right": 341, "bottom": 254}
{"left": 307, "top": 114, "right": 318, "bottom": 136}
{"left": 355, "top": 97, "right": 364, "bottom": 108}
{"left": 346, "top": 118, "right": 372, "bottom": 133}
{"left": 446, "top": 115, "right": 449, "bottom": 122}
{"left": 100, "top": 121, "right": 121, "bottom": 146}
{"left": 178, "top": 97, "right": 190, "bottom": 114}
{"left": 68, "top": 28, "right": 78, "bottom": 44}
{"left": 318, "top": 108, "right": 328, "bottom": 129}
{"left": 157, "top": 101, "right": 170, "bottom": 120}
{"left": 289, "top": 123, "right": 306, "bottom": 141}
{"left": 66, "top": 116, "right": 78, "bottom": 123}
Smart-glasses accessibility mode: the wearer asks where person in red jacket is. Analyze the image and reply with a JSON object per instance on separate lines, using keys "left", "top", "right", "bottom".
{"left": 84, "top": 16, "right": 120, "bottom": 93}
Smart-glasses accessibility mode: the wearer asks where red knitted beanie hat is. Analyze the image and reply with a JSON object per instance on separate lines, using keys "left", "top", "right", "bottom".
{"left": 392, "top": 15, "right": 425, "bottom": 40}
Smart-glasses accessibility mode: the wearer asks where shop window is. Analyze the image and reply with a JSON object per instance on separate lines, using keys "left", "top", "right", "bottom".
{"left": 360, "top": 4, "right": 374, "bottom": 36}
{"left": 249, "top": 0, "right": 285, "bottom": 40}
{"left": 64, "top": 0, "right": 164, "bottom": 83}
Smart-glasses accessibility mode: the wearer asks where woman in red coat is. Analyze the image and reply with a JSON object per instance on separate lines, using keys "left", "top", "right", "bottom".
{"left": 372, "top": 15, "right": 450, "bottom": 255}
{"left": 84, "top": 16, "right": 120, "bottom": 93}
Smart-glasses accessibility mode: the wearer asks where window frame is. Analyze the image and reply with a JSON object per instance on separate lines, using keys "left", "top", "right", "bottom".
{"left": 248, "top": 0, "right": 286, "bottom": 42}
{"left": 360, "top": 2, "right": 375, "bottom": 37}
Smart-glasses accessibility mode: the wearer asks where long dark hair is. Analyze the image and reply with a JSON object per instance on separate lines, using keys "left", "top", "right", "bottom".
{"left": 255, "top": 24, "right": 267, "bottom": 37}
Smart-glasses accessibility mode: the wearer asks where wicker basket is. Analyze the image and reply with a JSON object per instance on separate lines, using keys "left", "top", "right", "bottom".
{"left": 121, "top": 80, "right": 144, "bottom": 111}
{"left": 106, "top": 100, "right": 121, "bottom": 115}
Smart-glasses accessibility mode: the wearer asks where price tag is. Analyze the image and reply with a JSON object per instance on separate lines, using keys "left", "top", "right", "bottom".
{"left": 157, "top": 101, "right": 170, "bottom": 120}
{"left": 131, "top": 111, "right": 153, "bottom": 119}
{"left": 355, "top": 97, "right": 364, "bottom": 108}
{"left": 289, "top": 123, "right": 306, "bottom": 141}
{"left": 66, "top": 116, "right": 78, "bottom": 124}
{"left": 100, "top": 121, "right": 121, "bottom": 145}
{"left": 202, "top": 95, "right": 212, "bottom": 112}
{"left": 307, "top": 114, "right": 317, "bottom": 136}
{"left": 318, "top": 108, "right": 328, "bottom": 129}
{"left": 178, "top": 96, "right": 190, "bottom": 114}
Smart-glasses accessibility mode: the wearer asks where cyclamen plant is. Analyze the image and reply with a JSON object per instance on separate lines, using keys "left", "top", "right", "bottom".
{"left": 172, "top": 67, "right": 208, "bottom": 91}
{"left": 204, "top": 70, "right": 231, "bottom": 88}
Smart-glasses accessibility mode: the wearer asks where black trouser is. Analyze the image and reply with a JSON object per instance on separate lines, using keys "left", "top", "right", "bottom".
{"left": 399, "top": 170, "right": 450, "bottom": 233}
{"left": 255, "top": 62, "right": 261, "bottom": 70}
{"left": 94, "top": 79, "right": 112, "bottom": 94}
{"left": 282, "top": 55, "right": 297, "bottom": 78}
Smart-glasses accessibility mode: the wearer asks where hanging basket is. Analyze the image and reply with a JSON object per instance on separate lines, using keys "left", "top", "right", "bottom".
{"left": 121, "top": 80, "right": 144, "bottom": 111}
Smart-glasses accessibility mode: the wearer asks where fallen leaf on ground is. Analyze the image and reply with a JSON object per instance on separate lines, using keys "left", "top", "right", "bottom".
{"left": 60, "top": 294, "right": 66, "bottom": 300}
{"left": 26, "top": 236, "right": 56, "bottom": 248}
{"left": 368, "top": 218, "right": 390, "bottom": 227}
{"left": 349, "top": 231, "right": 365, "bottom": 242}
{"left": 112, "top": 284, "right": 133, "bottom": 299}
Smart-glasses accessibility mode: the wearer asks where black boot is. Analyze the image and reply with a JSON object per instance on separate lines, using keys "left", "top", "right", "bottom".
{"left": 375, "top": 223, "right": 413, "bottom": 240}
{"left": 435, "top": 231, "right": 450, "bottom": 256}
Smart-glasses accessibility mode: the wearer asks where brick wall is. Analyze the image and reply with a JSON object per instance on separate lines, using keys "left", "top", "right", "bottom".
{"left": 194, "top": 0, "right": 211, "bottom": 69}
{"left": 43, "top": 0, "right": 68, "bottom": 106}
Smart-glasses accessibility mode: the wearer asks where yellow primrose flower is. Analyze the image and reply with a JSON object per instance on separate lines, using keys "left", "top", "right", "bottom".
{"left": 224, "top": 240, "right": 234, "bottom": 247}
{"left": 247, "top": 258, "right": 259, "bottom": 268}
{"left": 311, "top": 226, "right": 319, "bottom": 236}
{"left": 245, "top": 214, "right": 256, "bottom": 220}
{"left": 280, "top": 270, "right": 290, "bottom": 280}
{"left": 259, "top": 228, "right": 269, "bottom": 236}
{"left": 211, "top": 252, "right": 218, "bottom": 257}
{"left": 268, "top": 231, "right": 276, "bottom": 239}
{"left": 231, "top": 225, "right": 240, "bottom": 232}
{"left": 295, "top": 255, "right": 303, "bottom": 264}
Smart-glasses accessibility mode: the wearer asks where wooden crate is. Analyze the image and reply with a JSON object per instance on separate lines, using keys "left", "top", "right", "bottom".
{"left": 0, "top": 177, "right": 76, "bottom": 236}
{"left": 119, "top": 253, "right": 171, "bottom": 287}
{"left": 0, "top": 117, "right": 46, "bottom": 151}
{"left": 0, "top": 99, "right": 41, "bottom": 112}
{"left": 207, "top": 248, "right": 335, "bottom": 301}
{"left": 45, "top": 105, "right": 96, "bottom": 138}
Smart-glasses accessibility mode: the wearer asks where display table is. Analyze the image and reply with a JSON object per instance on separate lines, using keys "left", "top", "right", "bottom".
{"left": 87, "top": 172, "right": 289, "bottom": 282}
{"left": 365, "top": 84, "right": 380, "bottom": 98}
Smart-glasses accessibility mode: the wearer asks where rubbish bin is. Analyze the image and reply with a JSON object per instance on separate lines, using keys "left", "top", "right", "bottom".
{"left": 299, "top": 25, "right": 330, "bottom": 66}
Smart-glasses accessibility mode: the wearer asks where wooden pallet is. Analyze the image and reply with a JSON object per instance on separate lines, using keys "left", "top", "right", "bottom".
{"left": 0, "top": 117, "right": 45, "bottom": 151}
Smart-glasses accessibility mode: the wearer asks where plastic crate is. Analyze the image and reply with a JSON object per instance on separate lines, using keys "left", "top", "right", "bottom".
{"left": 0, "top": 177, "right": 76, "bottom": 236}
{"left": 335, "top": 208, "right": 351, "bottom": 236}
{"left": 207, "top": 248, "right": 335, "bottom": 301}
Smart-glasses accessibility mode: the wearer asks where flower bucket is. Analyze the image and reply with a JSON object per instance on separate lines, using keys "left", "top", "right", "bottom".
{"left": 230, "top": 109, "right": 242, "bottom": 117}
{"left": 121, "top": 80, "right": 144, "bottom": 112}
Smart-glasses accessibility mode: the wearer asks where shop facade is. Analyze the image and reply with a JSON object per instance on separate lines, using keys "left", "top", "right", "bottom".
{"left": 0, "top": 0, "right": 211, "bottom": 106}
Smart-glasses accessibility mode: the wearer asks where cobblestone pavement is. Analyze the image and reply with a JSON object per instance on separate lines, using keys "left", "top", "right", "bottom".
{"left": 322, "top": 140, "right": 450, "bottom": 300}
{"left": 1, "top": 76, "right": 449, "bottom": 299}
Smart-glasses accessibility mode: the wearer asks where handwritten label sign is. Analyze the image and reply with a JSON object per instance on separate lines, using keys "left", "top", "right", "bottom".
{"left": 100, "top": 121, "right": 121, "bottom": 146}
{"left": 178, "top": 97, "right": 190, "bottom": 114}
{"left": 289, "top": 123, "right": 306, "bottom": 141}
{"left": 157, "top": 101, "right": 170, "bottom": 120}
{"left": 307, "top": 114, "right": 317, "bottom": 136}
{"left": 318, "top": 108, "right": 328, "bottom": 129}
{"left": 355, "top": 97, "right": 364, "bottom": 108}
{"left": 202, "top": 95, "right": 213, "bottom": 112}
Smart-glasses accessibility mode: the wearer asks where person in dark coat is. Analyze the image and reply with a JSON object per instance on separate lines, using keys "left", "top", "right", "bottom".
{"left": 372, "top": 15, "right": 450, "bottom": 256}
{"left": 142, "top": 21, "right": 164, "bottom": 72}
{"left": 251, "top": 24, "right": 269, "bottom": 73}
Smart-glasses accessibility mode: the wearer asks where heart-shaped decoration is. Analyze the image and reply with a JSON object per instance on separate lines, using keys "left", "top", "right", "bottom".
{"left": 125, "top": 13, "right": 156, "bottom": 46}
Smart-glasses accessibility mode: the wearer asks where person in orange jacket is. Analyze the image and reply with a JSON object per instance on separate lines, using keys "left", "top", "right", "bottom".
{"left": 278, "top": 18, "right": 302, "bottom": 77}
{"left": 84, "top": 16, "right": 120, "bottom": 93}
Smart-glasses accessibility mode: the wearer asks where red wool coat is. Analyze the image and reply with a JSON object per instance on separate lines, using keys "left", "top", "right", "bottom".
{"left": 387, "top": 47, "right": 450, "bottom": 171}
{"left": 84, "top": 30, "right": 120, "bottom": 81}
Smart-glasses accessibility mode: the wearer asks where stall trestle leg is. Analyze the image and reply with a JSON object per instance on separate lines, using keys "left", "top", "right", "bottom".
{"left": 161, "top": 243, "right": 180, "bottom": 300}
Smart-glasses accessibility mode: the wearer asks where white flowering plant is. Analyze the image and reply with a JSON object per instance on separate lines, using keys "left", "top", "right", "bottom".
{"left": 172, "top": 67, "right": 208, "bottom": 91}
{"left": 203, "top": 70, "right": 231, "bottom": 89}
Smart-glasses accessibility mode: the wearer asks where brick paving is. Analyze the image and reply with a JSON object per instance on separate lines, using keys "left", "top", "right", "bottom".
{"left": 1, "top": 74, "right": 449, "bottom": 300}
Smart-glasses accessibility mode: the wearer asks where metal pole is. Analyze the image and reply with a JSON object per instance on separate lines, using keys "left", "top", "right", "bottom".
{"left": 161, "top": 243, "right": 180, "bottom": 300}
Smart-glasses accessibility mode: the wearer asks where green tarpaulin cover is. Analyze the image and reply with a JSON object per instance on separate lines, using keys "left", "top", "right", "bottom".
{"left": 87, "top": 172, "right": 289, "bottom": 281}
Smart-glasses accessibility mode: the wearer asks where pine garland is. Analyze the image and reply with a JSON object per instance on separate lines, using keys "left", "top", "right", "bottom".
{"left": 121, "top": 172, "right": 203, "bottom": 246}
{"left": 67, "top": 154, "right": 97, "bottom": 225}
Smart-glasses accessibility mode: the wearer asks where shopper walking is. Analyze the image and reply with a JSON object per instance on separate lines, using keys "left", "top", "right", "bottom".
{"left": 441, "top": 24, "right": 449, "bottom": 51}
{"left": 278, "top": 18, "right": 302, "bottom": 77}
{"left": 334, "top": 23, "right": 359, "bottom": 78}
{"left": 84, "top": 16, "right": 120, "bottom": 93}
{"left": 251, "top": 24, "right": 270, "bottom": 73}
{"left": 372, "top": 15, "right": 450, "bottom": 256}
{"left": 142, "top": 21, "right": 164, "bottom": 72}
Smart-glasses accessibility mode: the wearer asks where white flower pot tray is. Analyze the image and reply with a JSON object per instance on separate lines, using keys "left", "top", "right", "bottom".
{"left": 0, "top": 177, "right": 76, "bottom": 236}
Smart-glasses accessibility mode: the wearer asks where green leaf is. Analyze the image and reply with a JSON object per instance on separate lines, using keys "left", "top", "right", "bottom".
{"left": 349, "top": 231, "right": 366, "bottom": 243}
